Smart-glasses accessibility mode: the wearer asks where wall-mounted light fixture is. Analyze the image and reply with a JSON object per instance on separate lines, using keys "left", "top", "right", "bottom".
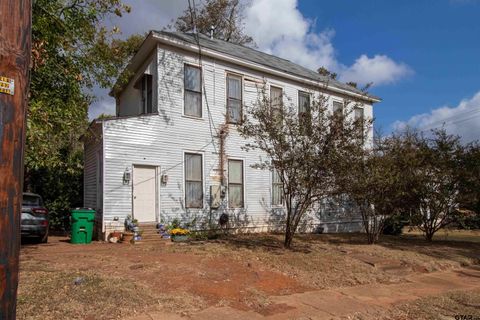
{"left": 123, "top": 167, "right": 131, "bottom": 185}
{"left": 161, "top": 173, "right": 168, "bottom": 185}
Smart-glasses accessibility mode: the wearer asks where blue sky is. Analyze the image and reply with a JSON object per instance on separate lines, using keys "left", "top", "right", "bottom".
{"left": 91, "top": 0, "right": 480, "bottom": 142}
{"left": 296, "top": 0, "right": 480, "bottom": 137}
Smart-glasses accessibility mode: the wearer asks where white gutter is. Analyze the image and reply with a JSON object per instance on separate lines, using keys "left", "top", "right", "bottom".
{"left": 152, "top": 33, "right": 381, "bottom": 103}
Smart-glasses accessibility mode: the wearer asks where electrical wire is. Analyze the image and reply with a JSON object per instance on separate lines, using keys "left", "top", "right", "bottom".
{"left": 417, "top": 107, "right": 480, "bottom": 133}
{"left": 161, "top": 139, "right": 215, "bottom": 173}
{"left": 416, "top": 105, "right": 480, "bottom": 132}
{"left": 188, "top": 0, "right": 219, "bottom": 154}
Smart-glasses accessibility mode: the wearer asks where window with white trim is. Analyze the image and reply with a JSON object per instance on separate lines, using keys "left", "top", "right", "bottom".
{"left": 298, "top": 91, "right": 310, "bottom": 117}
{"left": 184, "top": 64, "right": 202, "bottom": 117}
{"left": 270, "top": 86, "right": 283, "bottom": 120}
{"left": 332, "top": 100, "right": 343, "bottom": 117}
{"left": 272, "top": 169, "right": 283, "bottom": 206}
{"left": 354, "top": 106, "right": 365, "bottom": 140}
{"left": 298, "top": 91, "right": 311, "bottom": 134}
{"left": 227, "top": 74, "right": 242, "bottom": 123}
{"left": 185, "top": 153, "right": 203, "bottom": 208}
{"left": 228, "top": 159, "right": 244, "bottom": 208}
{"left": 134, "top": 74, "right": 153, "bottom": 114}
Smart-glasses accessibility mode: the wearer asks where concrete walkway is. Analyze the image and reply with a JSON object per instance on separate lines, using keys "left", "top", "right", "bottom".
{"left": 133, "top": 266, "right": 480, "bottom": 320}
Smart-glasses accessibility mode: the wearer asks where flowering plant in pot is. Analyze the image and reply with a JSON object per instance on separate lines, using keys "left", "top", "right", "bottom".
{"left": 169, "top": 228, "right": 189, "bottom": 242}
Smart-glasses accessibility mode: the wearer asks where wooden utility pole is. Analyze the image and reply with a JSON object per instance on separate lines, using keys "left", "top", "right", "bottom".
{"left": 0, "top": 1, "right": 32, "bottom": 318}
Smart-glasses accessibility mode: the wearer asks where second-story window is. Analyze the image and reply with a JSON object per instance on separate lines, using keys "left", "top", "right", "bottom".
{"left": 332, "top": 100, "right": 344, "bottom": 118}
{"left": 142, "top": 74, "right": 153, "bottom": 114}
{"left": 184, "top": 64, "right": 202, "bottom": 118}
{"left": 227, "top": 74, "right": 242, "bottom": 123}
{"left": 270, "top": 86, "right": 283, "bottom": 120}
{"left": 299, "top": 91, "right": 312, "bottom": 134}
{"left": 331, "top": 100, "right": 344, "bottom": 133}
{"left": 354, "top": 107, "right": 365, "bottom": 140}
{"left": 298, "top": 91, "right": 311, "bottom": 117}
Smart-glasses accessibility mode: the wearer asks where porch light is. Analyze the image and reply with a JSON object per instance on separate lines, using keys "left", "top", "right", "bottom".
{"left": 123, "top": 167, "right": 131, "bottom": 185}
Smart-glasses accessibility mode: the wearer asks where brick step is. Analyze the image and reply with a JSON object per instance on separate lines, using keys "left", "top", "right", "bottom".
{"left": 134, "top": 238, "right": 173, "bottom": 245}
{"left": 134, "top": 224, "right": 159, "bottom": 229}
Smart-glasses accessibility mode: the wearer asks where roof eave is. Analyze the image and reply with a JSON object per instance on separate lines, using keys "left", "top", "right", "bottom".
{"left": 112, "top": 31, "right": 381, "bottom": 103}
{"left": 151, "top": 32, "right": 380, "bottom": 103}
{"left": 109, "top": 31, "right": 158, "bottom": 97}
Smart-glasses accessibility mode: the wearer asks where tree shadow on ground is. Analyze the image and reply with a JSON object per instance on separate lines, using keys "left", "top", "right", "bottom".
{"left": 294, "top": 232, "right": 480, "bottom": 265}
{"left": 215, "top": 233, "right": 313, "bottom": 254}
{"left": 208, "top": 232, "right": 480, "bottom": 265}
{"left": 380, "top": 235, "right": 480, "bottom": 264}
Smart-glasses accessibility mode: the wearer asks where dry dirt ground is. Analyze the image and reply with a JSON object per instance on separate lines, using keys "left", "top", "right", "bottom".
{"left": 17, "top": 231, "right": 480, "bottom": 319}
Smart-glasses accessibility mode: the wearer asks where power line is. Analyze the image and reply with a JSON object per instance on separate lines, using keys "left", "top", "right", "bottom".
{"left": 161, "top": 139, "right": 214, "bottom": 174}
{"left": 417, "top": 106, "right": 480, "bottom": 130}
{"left": 418, "top": 112, "right": 480, "bottom": 132}
{"left": 415, "top": 105, "right": 480, "bottom": 132}
{"left": 187, "top": 0, "right": 219, "bottom": 154}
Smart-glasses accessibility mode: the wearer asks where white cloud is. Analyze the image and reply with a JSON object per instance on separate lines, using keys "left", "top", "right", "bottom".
{"left": 339, "top": 54, "right": 413, "bottom": 86}
{"left": 244, "top": 0, "right": 412, "bottom": 86}
{"left": 90, "top": 0, "right": 413, "bottom": 119}
{"left": 108, "top": 0, "right": 188, "bottom": 37}
{"left": 392, "top": 91, "right": 480, "bottom": 143}
{"left": 244, "top": 0, "right": 309, "bottom": 50}
{"left": 89, "top": 1, "right": 188, "bottom": 119}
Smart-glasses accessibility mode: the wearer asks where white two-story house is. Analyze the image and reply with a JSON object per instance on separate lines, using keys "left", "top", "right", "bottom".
{"left": 83, "top": 31, "right": 380, "bottom": 239}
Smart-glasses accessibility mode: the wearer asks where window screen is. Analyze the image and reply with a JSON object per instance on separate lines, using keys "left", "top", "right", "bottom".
{"left": 354, "top": 107, "right": 365, "bottom": 140}
{"left": 142, "top": 74, "right": 153, "bottom": 114}
{"left": 298, "top": 91, "right": 312, "bottom": 134}
{"left": 270, "top": 86, "right": 283, "bottom": 120}
{"left": 354, "top": 107, "right": 364, "bottom": 122}
{"left": 298, "top": 91, "right": 310, "bottom": 116}
{"left": 272, "top": 170, "right": 283, "bottom": 206}
{"left": 228, "top": 160, "right": 244, "bottom": 208}
{"left": 333, "top": 101, "right": 343, "bottom": 117}
{"left": 185, "top": 153, "right": 203, "bottom": 208}
{"left": 184, "top": 65, "right": 202, "bottom": 117}
{"left": 227, "top": 74, "right": 242, "bottom": 123}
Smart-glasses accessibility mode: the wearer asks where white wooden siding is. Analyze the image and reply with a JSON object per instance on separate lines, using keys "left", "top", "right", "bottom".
{"left": 83, "top": 122, "right": 104, "bottom": 236}
{"left": 118, "top": 49, "right": 158, "bottom": 117}
{"left": 97, "top": 42, "right": 372, "bottom": 234}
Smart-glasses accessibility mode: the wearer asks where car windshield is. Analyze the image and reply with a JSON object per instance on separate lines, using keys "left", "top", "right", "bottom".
{"left": 23, "top": 195, "right": 43, "bottom": 206}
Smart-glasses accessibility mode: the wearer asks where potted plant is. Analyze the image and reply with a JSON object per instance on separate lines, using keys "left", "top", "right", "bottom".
{"left": 122, "top": 232, "right": 134, "bottom": 244}
{"left": 169, "top": 228, "right": 189, "bottom": 242}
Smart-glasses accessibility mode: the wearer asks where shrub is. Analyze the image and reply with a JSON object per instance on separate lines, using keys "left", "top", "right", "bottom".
{"left": 383, "top": 215, "right": 406, "bottom": 235}
{"left": 455, "top": 214, "right": 480, "bottom": 230}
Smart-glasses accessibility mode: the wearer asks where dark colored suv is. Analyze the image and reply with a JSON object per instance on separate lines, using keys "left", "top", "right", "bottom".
{"left": 21, "top": 193, "right": 49, "bottom": 243}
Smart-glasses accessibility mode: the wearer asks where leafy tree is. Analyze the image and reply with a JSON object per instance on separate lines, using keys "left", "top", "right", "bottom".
{"left": 458, "top": 142, "right": 480, "bottom": 215}
{"left": 317, "top": 66, "right": 337, "bottom": 80}
{"left": 28, "top": 0, "right": 142, "bottom": 229}
{"left": 172, "top": 0, "right": 254, "bottom": 45}
{"left": 390, "top": 129, "right": 464, "bottom": 241}
{"left": 346, "top": 81, "right": 358, "bottom": 88}
{"left": 337, "top": 135, "right": 402, "bottom": 244}
{"left": 238, "top": 87, "right": 367, "bottom": 248}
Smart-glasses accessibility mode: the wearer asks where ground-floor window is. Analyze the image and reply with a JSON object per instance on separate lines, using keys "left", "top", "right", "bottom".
{"left": 228, "top": 159, "right": 244, "bottom": 208}
{"left": 272, "top": 169, "right": 283, "bottom": 206}
{"left": 185, "top": 153, "right": 203, "bottom": 208}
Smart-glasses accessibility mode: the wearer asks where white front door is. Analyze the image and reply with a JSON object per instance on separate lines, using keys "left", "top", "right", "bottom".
{"left": 133, "top": 165, "right": 157, "bottom": 222}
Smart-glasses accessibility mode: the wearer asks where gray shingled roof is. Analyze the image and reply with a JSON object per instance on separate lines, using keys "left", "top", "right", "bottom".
{"left": 154, "top": 31, "right": 379, "bottom": 101}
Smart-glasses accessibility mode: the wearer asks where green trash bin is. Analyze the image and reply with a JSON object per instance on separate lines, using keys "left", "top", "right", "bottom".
{"left": 71, "top": 208, "right": 95, "bottom": 244}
